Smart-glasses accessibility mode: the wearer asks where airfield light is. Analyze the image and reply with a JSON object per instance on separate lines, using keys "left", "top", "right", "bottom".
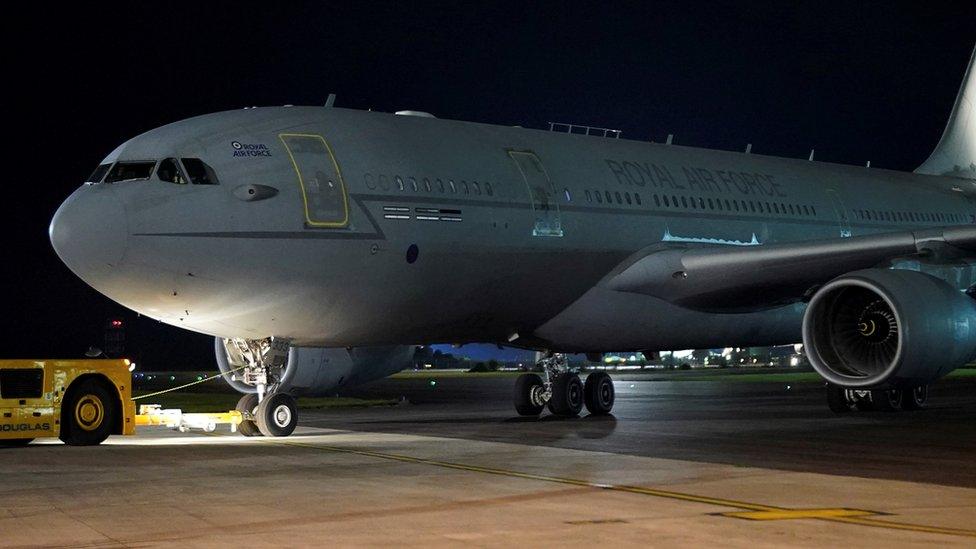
{"left": 429, "top": 380, "right": 437, "bottom": 387}
{"left": 111, "top": 319, "right": 123, "bottom": 328}
{"left": 128, "top": 362, "right": 136, "bottom": 372}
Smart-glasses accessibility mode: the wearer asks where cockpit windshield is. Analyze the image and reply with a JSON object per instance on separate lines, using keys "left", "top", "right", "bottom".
{"left": 157, "top": 158, "right": 187, "bottom": 184}
{"left": 86, "top": 163, "right": 112, "bottom": 184}
{"left": 104, "top": 161, "right": 155, "bottom": 183}
{"left": 181, "top": 158, "right": 219, "bottom": 185}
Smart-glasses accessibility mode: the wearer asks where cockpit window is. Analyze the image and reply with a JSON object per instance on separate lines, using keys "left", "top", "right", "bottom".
{"left": 157, "top": 158, "right": 188, "bottom": 185}
{"left": 104, "top": 161, "right": 155, "bottom": 183}
{"left": 181, "top": 158, "right": 219, "bottom": 185}
{"left": 86, "top": 163, "right": 112, "bottom": 184}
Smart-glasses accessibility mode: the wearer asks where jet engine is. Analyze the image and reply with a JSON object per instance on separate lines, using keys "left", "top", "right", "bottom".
{"left": 215, "top": 338, "right": 416, "bottom": 396}
{"left": 802, "top": 268, "right": 976, "bottom": 388}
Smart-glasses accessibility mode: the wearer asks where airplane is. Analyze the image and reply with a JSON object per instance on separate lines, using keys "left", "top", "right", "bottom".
{"left": 50, "top": 46, "right": 976, "bottom": 437}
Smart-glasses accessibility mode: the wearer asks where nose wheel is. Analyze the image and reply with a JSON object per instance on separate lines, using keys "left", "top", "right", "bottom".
{"left": 513, "top": 353, "right": 615, "bottom": 418}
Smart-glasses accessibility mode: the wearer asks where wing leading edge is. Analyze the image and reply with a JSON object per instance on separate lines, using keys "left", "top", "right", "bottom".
{"left": 603, "top": 226, "right": 976, "bottom": 313}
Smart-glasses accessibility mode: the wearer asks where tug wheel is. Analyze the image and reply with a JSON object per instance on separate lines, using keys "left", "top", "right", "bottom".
{"left": 60, "top": 378, "right": 116, "bottom": 446}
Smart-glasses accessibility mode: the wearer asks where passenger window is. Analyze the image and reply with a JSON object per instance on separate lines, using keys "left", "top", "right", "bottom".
{"left": 181, "top": 158, "right": 219, "bottom": 185}
{"left": 624, "top": 192, "right": 631, "bottom": 205}
{"left": 654, "top": 194, "right": 661, "bottom": 207}
{"left": 662, "top": 195, "right": 670, "bottom": 207}
{"left": 595, "top": 191, "right": 603, "bottom": 204}
{"left": 395, "top": 176, "right": 404, "bottom": 191}
{"left": 461, "top": 181, "right": 469, "bottom": 194}
{"left": 473, "top": 181, "right": 482, "bottom": 195}
{"left": 449, "top": 180, "right": 457, "bottom": 193}
{"left": 485, "top": 182, "right": 493, "bottom": 196}
{"left": 157, "top": 158, "right": 188, "bottom": 185}
{"left": 606, "top": 191, "right": 613, "bottom": 203}
{"left": 585, "top": 190, "right": 592, "bottom": 202}
{"left": 378, "top": 174, "right": 390, "bottom": 190}
{"left": 87, "top": 163, "right": 112, "bottom": 184}
{"left": 634, "top": 193, "right": 641, "bottom": 205}
{"left": 364, "top": 174, "right": 376, "bottom": 190}
{"left": 104, "top": 161, "right": 155, "bottom": 183}
{"left": 564, "top": 188, "right": 572, "bottom": 202}
{"left": 681, "top": 196, "right": 688, "bottom": 208}
{"left": 615, "top": 191, "right": 622, "bottom": 204}
{"left": 436, "top": 179, "right": 445, "bottom": 193}
{"left": 409, "top": 177, "right": 419, "bottom": 192}
{"left": 423, "top": 178, "right": 432, "bottom": 192}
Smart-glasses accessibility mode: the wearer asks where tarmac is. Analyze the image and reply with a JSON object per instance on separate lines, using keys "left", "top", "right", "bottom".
{"left": 1, "top": 373, "right": 975, "bottom": 547}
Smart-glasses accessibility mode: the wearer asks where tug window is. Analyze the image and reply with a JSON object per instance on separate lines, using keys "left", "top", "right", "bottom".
{"left": 104, "top": 161, "right": 155, "bottom": 183}
{"left": 87, "top": 163, "right": 112, "bottom": 183}
{"left": 181, "top": 158, "right": 219, "bottom": 185}
{"left": 157, "top": 158, "right": 188, "bottom": 185}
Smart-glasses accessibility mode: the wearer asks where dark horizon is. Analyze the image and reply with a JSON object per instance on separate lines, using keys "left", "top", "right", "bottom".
{"left": 7, "top": 2, "right": 974, "bottom": 370}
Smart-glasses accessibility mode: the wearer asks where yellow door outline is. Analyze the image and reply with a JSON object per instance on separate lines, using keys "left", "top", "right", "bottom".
{"left": 279, "top": 133, "right": 350, "bottom": 228}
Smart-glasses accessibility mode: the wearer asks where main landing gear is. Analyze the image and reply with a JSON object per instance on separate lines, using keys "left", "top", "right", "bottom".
{"left": 826, "top": 384, "right": 928, "bottom": 413}
{"left": 224, "top": 337, "right": 299, "bottom": 437}
{"left": 514, "top": 353, "right": 615, "bottom": 418}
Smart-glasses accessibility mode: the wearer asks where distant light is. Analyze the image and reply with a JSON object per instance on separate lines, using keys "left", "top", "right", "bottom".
{"left": 170, "top": 376, "right": 176, "bottom": 381}
{"left": 128, "top": 362, "right": 136, "bottom": 372}
{"left": 429, "top": 380, "right": 437, "bottom": 387}
{"left": 123, "top": 359, "right": 131, "bottom": 366}
{"left": 110, "top": 319, "right": 123, "bottom": 328}
{"left": 196, "top": 376, "right": 203, "bottom": 381}
{"left": 786, "top": 385, "right": 792, "bottom": 390}
{"left": 790, "top": 357, "right": 800, "bottom": 367}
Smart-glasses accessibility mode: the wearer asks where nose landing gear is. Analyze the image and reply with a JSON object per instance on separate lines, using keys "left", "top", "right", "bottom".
{"left": 223, "top": 337, "right": 298, "bottom": 437}
{"left": 514, "top": 353, "right": 615, "bottom": 418}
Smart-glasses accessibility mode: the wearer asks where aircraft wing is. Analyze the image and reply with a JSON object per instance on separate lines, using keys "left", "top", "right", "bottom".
{"left": 603, "top": 226, "right": 976, "bottom": 313}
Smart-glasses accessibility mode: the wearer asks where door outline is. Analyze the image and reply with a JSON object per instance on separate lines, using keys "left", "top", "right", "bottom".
{"left": 826, "top": 188, "right": 852, "bottom": 237}
{"left": 506, "top": 149, "right": 563, "bottom": 237}
{"left": 279, "top": 133, "right": 350, "bottom": 228}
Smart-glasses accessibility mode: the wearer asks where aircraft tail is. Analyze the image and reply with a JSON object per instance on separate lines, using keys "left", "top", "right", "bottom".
{"left": 915, "top": 45, "right": 976, "bottom": 180}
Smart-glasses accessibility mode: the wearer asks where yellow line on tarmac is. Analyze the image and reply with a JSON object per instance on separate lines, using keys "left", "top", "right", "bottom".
{"left": 271, "top": 438, "right": 976, "bottom": 539}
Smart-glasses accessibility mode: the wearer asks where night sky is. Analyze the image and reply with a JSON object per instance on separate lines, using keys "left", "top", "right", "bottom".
{"left": 6, "top": 2, "right": 974, "bottom": 370}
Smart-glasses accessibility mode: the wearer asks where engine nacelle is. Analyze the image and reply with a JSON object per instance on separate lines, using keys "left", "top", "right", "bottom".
{"left": 802, "top": 268, "right": 976, "bottom": 388}
{"left": 216, "top": 339, "right": 416, "bottom": 396}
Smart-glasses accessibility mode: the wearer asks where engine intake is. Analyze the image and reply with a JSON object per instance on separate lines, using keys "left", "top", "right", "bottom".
{"left": 802, "top": 268, "right": 976, "bottom": 388}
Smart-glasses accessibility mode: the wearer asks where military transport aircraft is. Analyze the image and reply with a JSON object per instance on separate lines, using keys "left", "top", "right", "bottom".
{"left": 51, "top": 46, "right": 976, "bottom": 438}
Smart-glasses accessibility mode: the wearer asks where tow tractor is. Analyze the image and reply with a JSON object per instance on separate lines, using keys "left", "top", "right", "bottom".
{"left": 0, "top": 359, "right": 241, "bottom": 446}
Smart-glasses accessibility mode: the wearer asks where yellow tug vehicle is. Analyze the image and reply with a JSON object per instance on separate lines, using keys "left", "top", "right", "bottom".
{"left": 0, "top": 359, "right": 240, "bottom": 446}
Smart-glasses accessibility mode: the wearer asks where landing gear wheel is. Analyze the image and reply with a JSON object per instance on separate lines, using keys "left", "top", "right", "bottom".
{"left": 548, "top": 374, "right": 584, "bottom": 417}
{"left": 60, "top": 378, "right": 116, "bottom": 446}
{"left": 901, "top": 385, "right": 928, "bottom": 410}
{"left": 235, "top": 394, "right": 261, "bottom": 437}
{"left": 868, "top": 388, "right": 904, "bottom": 412}
{"left": 583, "top": 372, "right": 615, "bottom": 415}
{"left": 255, "top": 393, "right": 298, "bottom": 437}
{"left": 514, "top": 373, "right": 545, "bottom": 416}
{"left": 826, "top": 385, "right": 858, "bottom": 413}
{"left": 0, "top": 439, "right": 33, "bottom": 447}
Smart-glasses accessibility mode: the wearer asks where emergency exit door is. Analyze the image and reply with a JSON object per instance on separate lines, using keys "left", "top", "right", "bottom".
{"left": 507, "top": 150, "right": 563, "bottom": 237}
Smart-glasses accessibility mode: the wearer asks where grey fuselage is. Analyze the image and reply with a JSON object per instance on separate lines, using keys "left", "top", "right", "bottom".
{"left": 50, "top": 107, "right": 976, "bottom": 352}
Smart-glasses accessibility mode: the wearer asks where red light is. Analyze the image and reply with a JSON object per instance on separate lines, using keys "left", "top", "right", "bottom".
{"left": 111, "top": 320, "right": 123, "bottom": 328}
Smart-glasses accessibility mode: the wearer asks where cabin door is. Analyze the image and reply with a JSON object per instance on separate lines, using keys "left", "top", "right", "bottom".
{"left": 507, "top": 150, "right": 563, "bottom": 237}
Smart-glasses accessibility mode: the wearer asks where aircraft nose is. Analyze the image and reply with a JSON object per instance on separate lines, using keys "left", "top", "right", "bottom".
{"left": 50, "top": 186, "right": 129, "bottom": 280}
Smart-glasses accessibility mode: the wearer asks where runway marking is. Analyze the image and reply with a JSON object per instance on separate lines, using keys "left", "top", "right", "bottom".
{"left": 269, "top": 437, "right": 976, "bottom": 539}
{"left": 722, "top": 508, "right": 879, "bottom": 520}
